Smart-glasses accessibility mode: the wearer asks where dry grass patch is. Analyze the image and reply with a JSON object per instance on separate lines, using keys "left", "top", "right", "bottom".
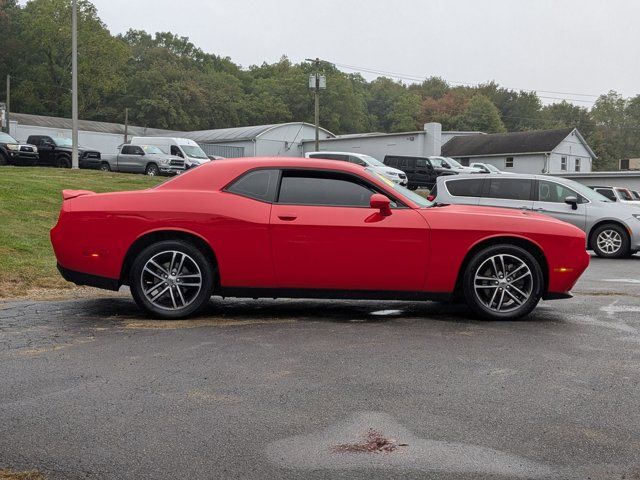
{"left": 0, "top": 470, "right": 45, "bottom": 480}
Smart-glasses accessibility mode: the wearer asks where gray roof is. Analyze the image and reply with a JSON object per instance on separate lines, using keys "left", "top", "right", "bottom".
{"left": 11, "top": 113, "right": 332, "bottom": 144}
{"left": 442, "top": 128, "right": 587, "bottom": 158}
{"left": 10, "top": 112, "right": 180, "bottom": 137}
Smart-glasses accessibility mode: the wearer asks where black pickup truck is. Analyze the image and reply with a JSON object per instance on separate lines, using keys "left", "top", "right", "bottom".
{"left": 26, "top": 135, "right": 101, "bottom": 168}
{"left": 0, "top": 132, "right": 39, "bottom": 166}
{"left": 383, "top": 154, "right": 458, "bottom": 190}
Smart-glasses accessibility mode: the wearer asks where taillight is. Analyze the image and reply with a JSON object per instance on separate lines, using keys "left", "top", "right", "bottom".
{"left": 427, "top": 195, "right": 436, "bottom": 201}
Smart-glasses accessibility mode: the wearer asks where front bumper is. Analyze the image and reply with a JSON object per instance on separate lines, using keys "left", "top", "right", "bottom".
{"left": 160, "top": 165, "right": 186, "bottom": 175}
{"left": 8, "top": 151, "right": 39, "bottom": 164}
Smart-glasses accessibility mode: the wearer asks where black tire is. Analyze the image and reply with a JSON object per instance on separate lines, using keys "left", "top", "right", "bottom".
{"left": 590, "top": 223, "right": 630, "bottom": 259}
{"left": 56, "top": 155, "right": 71, "bottom": 168}
{"left": 407, "top": 184, "right": 418, "bottom": 191}
{"left": 130, "top": 240, "right": 214, "bottom": 319}
{"left": 99, "top": 162, "right": 111, "bottom": 172}
{"left": 462, "top": 244, "right": 543, "bottom": 320}
{"left": 145, "top": 163, "right": 159, "bottom": 176}
{"left": 0, "top": 151, "right": 8, "bottom": 166}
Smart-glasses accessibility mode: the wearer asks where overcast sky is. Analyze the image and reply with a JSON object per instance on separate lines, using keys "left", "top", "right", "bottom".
{"left": 89, "top": 0, "right": 640, "bottom": 106}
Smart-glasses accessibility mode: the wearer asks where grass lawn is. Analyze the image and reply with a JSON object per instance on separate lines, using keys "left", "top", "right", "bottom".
{"left": 0, "top": 167, "right": 164, "bottom": 298}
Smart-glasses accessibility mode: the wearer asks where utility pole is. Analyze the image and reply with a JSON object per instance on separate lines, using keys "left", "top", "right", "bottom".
{"left": 5, "top": 75, "right": 10, "bottom": 134}
{"left": 306, "top": 58, "right": 326, "bottom": 152}
{"left": 71, "top": 0, "right": 79, "bottom": 169}
{"left": 124, "top": 107, "right": 129, "bottom": 144}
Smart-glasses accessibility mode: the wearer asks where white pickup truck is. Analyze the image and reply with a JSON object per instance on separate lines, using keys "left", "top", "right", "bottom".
{"left": 100, "top": 144, "right": 186, "bottom": 176}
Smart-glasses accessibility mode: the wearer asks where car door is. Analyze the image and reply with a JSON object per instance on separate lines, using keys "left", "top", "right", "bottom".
{"left": 35, "top": 136, "right": 55, "bottom": 165}
{"left": 478, "top": 177, "right": 534, "bottom": 211}
{"left": 415, "top": 158, "right": 434, "bottom": 187}
{"left": 119, "top": 145, "right": 141, "bottom": 173}
{"left": 532, "top": 179, "right": 587, "bottom": 230}
{"left": 269, "top": 169, "right": 429, "bottom": 292}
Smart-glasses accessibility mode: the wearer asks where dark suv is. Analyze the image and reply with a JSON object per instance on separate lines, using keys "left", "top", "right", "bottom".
{"left": 0, "top": 132, "right": 39, "bottom": 166}
{"left": 26, "top": 135, "right": 101, "bottom": 168}
{"left": 383, "top": 155, "right": 457, "bottom": 190}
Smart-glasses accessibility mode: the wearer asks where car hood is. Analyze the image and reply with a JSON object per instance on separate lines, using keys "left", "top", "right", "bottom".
{"left": 379, "top": 167, "right": 405, "bottom": 176}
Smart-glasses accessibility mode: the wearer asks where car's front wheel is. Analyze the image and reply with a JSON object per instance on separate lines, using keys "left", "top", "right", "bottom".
{"left": 591, "top": 223, "right": 630, "bottom": 258}
{"left": 462, "top": 244, "right": 543, "bottom": 320}
{"left": 145, "top": 163, "right": 159, "bottom": 176}
{"left": 57, "top": 155, "right": 71, "bottom": 168}
{"left": 130, "top": 240, "right": 214, "bottom": 318}
{"left": 99, "top": 162, "right": 111, "bottom": 172}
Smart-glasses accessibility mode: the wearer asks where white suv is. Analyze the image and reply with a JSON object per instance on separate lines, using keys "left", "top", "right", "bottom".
{"left": 305, "top": 151, "right": 408, "bottom": 186}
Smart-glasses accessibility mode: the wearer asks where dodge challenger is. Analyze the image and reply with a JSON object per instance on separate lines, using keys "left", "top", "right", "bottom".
{"left": 51, "top": 157, "right": 589, "bottom": 320}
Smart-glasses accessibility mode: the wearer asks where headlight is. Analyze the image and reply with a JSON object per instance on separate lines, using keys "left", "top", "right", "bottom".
{"left": 6, "top": 144, "right": 19, "bottom": 151}
{"left": 160, "top": 158, "right": 170, "bottom": 165}
{"left": 33, "top": 147, "right": 38, "bottom": 153}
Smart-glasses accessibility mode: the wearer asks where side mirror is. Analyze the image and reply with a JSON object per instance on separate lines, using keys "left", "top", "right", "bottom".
{"left": 564, "top": 196, "right": 578, "bottom": 210}
{"left": 442, "top": 163, "right": 451, "bottom": 169}
{"left": 370, "top": 193, "right": 392, "bottom": 216}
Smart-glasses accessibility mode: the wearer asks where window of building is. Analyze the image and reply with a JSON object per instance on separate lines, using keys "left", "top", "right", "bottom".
{"left": 460, "top": 157, "right": 470, "bottom": 166}
{"left": 445, "top": 178, "right": 484, "bottom": 197}
{"left": 561, "top": 157, "right": 567, "bottom": 171}
{"left": 226, "top": 169, "right": 280, "bottom": 202}
{"left": 505, "top": 157, "right": 514, "bottom": 168}
{"left": 278, "top": 171, "right": 375, "bottom": 207}
{"left": 486, "top": 178, "right": 532, "bottom": 201}
{"left": 575, "top": 158, "right": 581, "bottom": 172}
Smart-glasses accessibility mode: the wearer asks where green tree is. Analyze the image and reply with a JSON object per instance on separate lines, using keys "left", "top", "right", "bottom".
{"left": 458, "top": 94, "right": 506, "bottom": 133}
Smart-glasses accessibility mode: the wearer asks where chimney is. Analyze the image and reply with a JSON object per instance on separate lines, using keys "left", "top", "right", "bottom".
{"left": 424, "top": 123, "right": 442, "bottom": 156}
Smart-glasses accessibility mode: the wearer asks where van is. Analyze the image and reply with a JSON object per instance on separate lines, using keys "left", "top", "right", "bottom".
{"left": 130, "top": 137, "right": 209, "bottom": 169}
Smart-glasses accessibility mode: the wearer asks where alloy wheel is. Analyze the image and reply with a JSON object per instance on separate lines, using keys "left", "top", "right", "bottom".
{"left": 140, "top": 250, "right": 203, "bottom": 311}
{"left": 473, "top": 254, "right": 533, "bottom": 313}
{"left": 596, "top": 229, "right": 622, "bottom": 254}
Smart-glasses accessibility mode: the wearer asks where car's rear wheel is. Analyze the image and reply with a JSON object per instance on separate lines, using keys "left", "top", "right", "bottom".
{"left": 99, "top": 162, "right": 111, "bottom": 172}
{"left": 145, "top": 163, "right": 159, "bottom": 176}
{"left": 591, "top": 223, "right": 630, "bottom": 258}
{"left": 462, "top": 244, "right": 543, "bottom": 320}
{"left": 130, "top": 240, "right": 214, "bottom": 319}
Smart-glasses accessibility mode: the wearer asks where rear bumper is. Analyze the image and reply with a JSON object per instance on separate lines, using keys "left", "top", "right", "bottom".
{"left": 57, "top": 263, "right": 120, "bottom": 291}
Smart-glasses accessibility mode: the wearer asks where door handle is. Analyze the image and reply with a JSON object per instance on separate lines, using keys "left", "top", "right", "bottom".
{"left": 278, "top": 215, "right": 297, "bottom": 221}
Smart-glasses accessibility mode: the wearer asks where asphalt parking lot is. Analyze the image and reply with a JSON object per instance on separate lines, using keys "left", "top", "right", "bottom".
{"left": 1, "top": 255, "right": 639, "bottom": 480}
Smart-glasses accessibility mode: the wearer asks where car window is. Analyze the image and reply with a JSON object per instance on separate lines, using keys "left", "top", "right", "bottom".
{"left": 631, "top": 191, "right": 640, "bottom": 201}
{"left": 486, "top": 178, "right": 533, "bottom": 200}
{"left": 615, "top": 188, "right": 633, "bottom": 201}
{"left": 278, "top": 171, "right": 375, "bottom": 207}
{"left": 121, "top": 145, "right": 135, "bottom": 155}
{"left": 348, "top": 156, "right": 367, "bottom": 166}
{"left": 416, "top": 159, "right": 429, "bottom": 168}
{"left": 226, "top": 169, "right": 280, "bottom": 202}
{"left": 385, "top": 157, "right": 398, "bottom": 167}
{"left": 446, "top": 178, "right": 484, "bottom": 197}
{"left": 538, "top": 180, "right": 585, "bottom": 204}
{"left": 595, "top": 188, "right": 617, "bottom": 201}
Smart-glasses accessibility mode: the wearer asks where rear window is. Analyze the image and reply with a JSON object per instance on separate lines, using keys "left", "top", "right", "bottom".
{"left": 595, "top": 188, "right": 617, "bottom": 201}
{"left": 616, "top": 188, "right": 633, "bottom": 201}
{"left": 486, "top": 178, "right": 533, "bottom": 201}
{"left": 445, "top": 178, "right": 483, "bottom": 197}
{"left": 226, "top": 169, "right": 280, "bottom": 202}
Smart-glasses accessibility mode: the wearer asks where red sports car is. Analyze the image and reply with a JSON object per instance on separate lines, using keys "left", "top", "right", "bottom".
{"left": 51, "top": 157, "right": 589, "bottom": 320}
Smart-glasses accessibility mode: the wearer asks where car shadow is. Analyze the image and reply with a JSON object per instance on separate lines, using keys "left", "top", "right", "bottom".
{"left": 72, "top": 295, "right": 566, "bottom": 328}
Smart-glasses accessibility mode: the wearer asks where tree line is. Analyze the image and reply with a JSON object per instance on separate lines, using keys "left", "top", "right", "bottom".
{"left": 1, "top": 0, "right": 639, "bottom": 170}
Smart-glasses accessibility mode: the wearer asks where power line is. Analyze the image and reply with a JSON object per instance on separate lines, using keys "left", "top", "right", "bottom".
{"left": 331, "top": 61, "right": 601, "bottom": 104}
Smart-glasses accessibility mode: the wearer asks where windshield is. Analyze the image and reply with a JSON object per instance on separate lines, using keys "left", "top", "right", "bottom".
{"left": 53, "top": 137, "right": 73, "bottom": 147}
{"left": 365, "top": 168, "right": 434, "bottom": 207}
{"left": 180, "top": 145, "right": 208, "bottom": 159}
{"left": 560, "top": 178, "right": 612, "bottom": 202}
{"left": 445, "top": 157, "right": 464, "bottom": 168}
{"left": 429, "top": 157, "right": 445, "bottom": 168}
{"left": 141, "top": 145, "right": 165, "bottom": 155}
{"left": 485, "top": 164, "right": 500, "bottom": 172}
{"left": 0, "top": 132, "right": 18, "bottom": 143}
{"left": 615, "top": 188, "right": 633, "bottom": 201}
{"left": 358, "top": 154, "right": 386, "bottom": 167}
{"left": 631, "top": 191, "right": 640, "bottom": 201}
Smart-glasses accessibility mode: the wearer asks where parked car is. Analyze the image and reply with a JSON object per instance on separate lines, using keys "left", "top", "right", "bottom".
{"left": 130, "top": 137, "right": 210, "bottom": 169}
{"left": 588, "top": 186, "right": 640, "bottom": 205}
{"left": 384, "top": 154, "right": 458, "bottom": 190}
{"left": 26, "top": 135, "right": 101, "bottom": 169}
{"left": 305, "top": 151, "right": 408, "bottom": 186}
{"left": 433, "top": 174, "right": 640, "bottom": 258}
{"left": 631, "top": 190, "right": 640, "bottom": 202}
{"left": 429, "top": 156, "right": 482, "bottom": 173}
{"left": 101, "top": 144, "right": 186, "bottom": 176}
{"left": 0, "top": 132, "right": 38, "bottom": 166}
{"left": 469, "top": 162, "right": 512, "bottom": 174}
{"left": 51, "top": 157, "right": 589, "bottom": 320}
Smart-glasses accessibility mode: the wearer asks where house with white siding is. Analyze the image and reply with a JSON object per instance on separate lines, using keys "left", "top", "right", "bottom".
{"left": 442, "top": 128, "right": 596, "bottom": 174}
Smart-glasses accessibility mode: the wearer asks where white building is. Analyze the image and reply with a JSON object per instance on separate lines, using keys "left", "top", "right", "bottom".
{"left": 442, "top": 128, "right": 596, "bottom": 174}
